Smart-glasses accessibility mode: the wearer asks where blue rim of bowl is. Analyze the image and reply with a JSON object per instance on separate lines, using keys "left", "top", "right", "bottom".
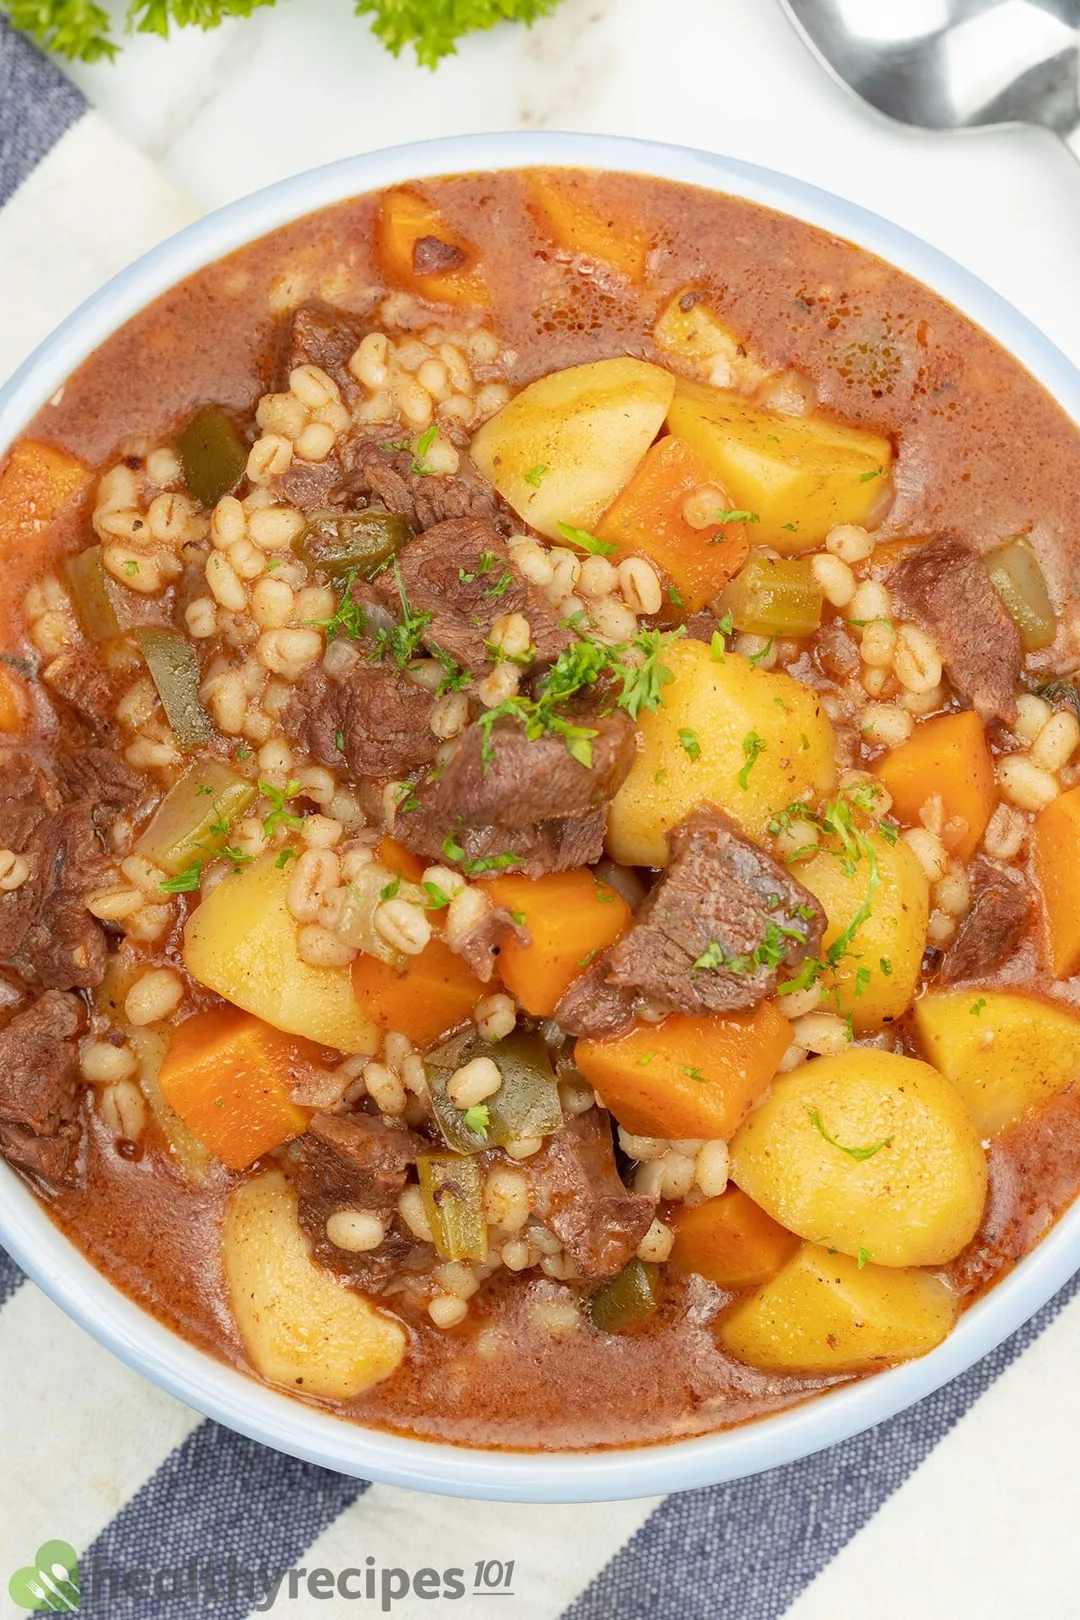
{"left": 1, "top": 130, "right": 1078, "bottom": 1503}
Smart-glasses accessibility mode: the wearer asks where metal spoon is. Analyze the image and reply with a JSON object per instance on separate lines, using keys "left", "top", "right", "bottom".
{"left": 779, "top": 0, "right": 1080, "bottom": 161}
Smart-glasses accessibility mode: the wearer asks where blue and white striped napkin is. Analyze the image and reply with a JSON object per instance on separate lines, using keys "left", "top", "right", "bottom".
{"left": 4, "top": 17, "right": 1080, "bottom": 1617}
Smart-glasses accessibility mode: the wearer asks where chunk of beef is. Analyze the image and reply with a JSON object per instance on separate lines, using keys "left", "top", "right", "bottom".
{"left": 889, "top": 536, "right": 1021, "bottom": 723}
{"left": 0, "top": 990, "right": 83, "bottom": 1186}
{"left": 412, "top": 236, "right": 466, "bottom": 275}
{"left": 423, "top": 709, "right": 636, "bottom": 829}
{"left": 285, "top": 662, "right": 440, "bottom": 782}
{"left": 377, "top": 518, "right": 570, "bottom": 675}
{"left": 297, "top": 1111, "right": 425, "bottom": 1292}
{"left": 528, "top": 1108, "right": 653, "bottom": 1279}
{"left": 395, "top": 706, "right": 634, "bottom": 879}
{"left": 276, "top": 300, "right": 367, "bottom": 393}
{"left": 277, "top": 438, "right": 503, "bottom": 534}
{"left": 351, "top": 455, "right": 500, "bottom": 535}
{"left": 396, "top": 807, "right": 609, "bottom": 879}
{"left": 55, "top": 748, "right": 148, "bottom": 835}
{"left": 554, "top": 956, "right": 638, "bottom": 1040}
{"left": 0, "top": 802, "right": 109, "bottom": 990}
{"left": 454, "top": 906, "right": 530, "bottom": 983}
{"left": 0, "top": 750, "right": 60, "bottom": 851}
{"left": 941, "top": 857, "right": 1032, "bottom": 984}
{"left": 604, "top": 804, "right": 825, "bottom": 1016}
{"left": 42, "top": 650, "right": 118, "bottom": 740}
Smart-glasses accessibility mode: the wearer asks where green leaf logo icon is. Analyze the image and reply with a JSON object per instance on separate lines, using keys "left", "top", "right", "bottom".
{"left": 8, "top": 1542, "right": 80, "bottom": 1611}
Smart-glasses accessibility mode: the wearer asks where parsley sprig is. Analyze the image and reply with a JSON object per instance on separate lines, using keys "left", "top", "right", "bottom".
{"left": 6, "top": 0, "right": 568, "bottom": 70}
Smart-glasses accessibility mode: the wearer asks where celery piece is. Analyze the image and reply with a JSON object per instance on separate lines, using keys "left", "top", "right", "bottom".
{"left": 721, "top": 555, "right": 823, "bottom": 638}
{"left": 295, "top": 508, "right": 413, "bottom": 579}
{"left": 985, "top": 536, "right": 1056, "bottom": 652}
{"left": 64, "top": 545, "right": 130, "bottom": 642}
{"left": 417, "top": 1152, "right": 488, "bottom": 1261}
{"left": 136, "top": 758, "right": 257, "bottom": 876}
{"left": 332, "top": 863, "right": 413, "bottom": 967}
{"left": 426, "top": 1030, "right": 562, "bottom": 1153}
{"left": 177, "top": 404, "right": 248, "bottom": 508}
{"left": 587, "top": 1259, "right": 660, "bottom": 1334}
{"left": 136, "top": 628, "right": 213, "bottom": 748}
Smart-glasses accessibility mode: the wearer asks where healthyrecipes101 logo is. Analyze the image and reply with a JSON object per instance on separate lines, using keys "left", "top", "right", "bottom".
{"left": 8, "top": 1542, "right": 81, "bottom": 1611}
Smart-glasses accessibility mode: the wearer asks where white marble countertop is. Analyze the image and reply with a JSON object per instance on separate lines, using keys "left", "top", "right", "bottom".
{"left": 56, "top": 0, "right": 1080, "bottom": 369}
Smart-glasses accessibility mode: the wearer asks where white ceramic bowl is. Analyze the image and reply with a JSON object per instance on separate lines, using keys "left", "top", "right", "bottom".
{"left": 1, "top": 131, "right": 1078, "bottom": 1503}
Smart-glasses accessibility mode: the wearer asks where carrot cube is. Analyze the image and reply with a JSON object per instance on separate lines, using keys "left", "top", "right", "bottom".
{"left": 574, "top": 1004, "right": 793, "bottom": 1140}
{"left": 157, "top": 1006, "right": 317, "bottom": 1170}
{"left": 595, "top": 436, "right": 750, "bottom": 611}
{"left": 352, "top": 936, "right": 485, "bottom": 1049}
{"left": 874, "top": 710, "right": 995, "bottom": 862}
{"left": 1034, "top": 784, "right": 1080, "bottom": 978}
{"left": 482, "top": 868, "right": 631, "bottom": 1017}
{"left": 527, "top": 172, "right": 648, "bottom": 283}
{"left": 377, "top": 187, "right": 487, "bottom": 307}
{"left": 669, "top": 1187, "right": 799, "bottom": 1290}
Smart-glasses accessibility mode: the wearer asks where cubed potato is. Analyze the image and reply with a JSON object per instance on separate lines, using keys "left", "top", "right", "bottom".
{"left": 794, "top": 831, "right": 928, "bottom": 1032}
{"left": 729, "top": 1048, "right": 987, "bottom": 1267}
{"left": 719, "top": 1244, "right": 958, "bottom": 1374}
{"left": 527, "top": 172, "right": 648, "bottom": 282}
{"left": 914, "top": 989, "right": 1080, "bottom": 1137}
{"left": 605, "top": 637, "right": 836, "bottom": 866}
{"left": 654, "top": 293, "right": 770, "bottom": 391}
{"left": 665, "top": 379, "right": 892, "bottom": 552}
{"left": 469, "top": 357, "right": 676, "bottom": 541}
{"left": 183, "top": 852, "right": 378, "bottom": 1054}
{"left": 224, "top": 1171, "right": 406, "bottom": 1399}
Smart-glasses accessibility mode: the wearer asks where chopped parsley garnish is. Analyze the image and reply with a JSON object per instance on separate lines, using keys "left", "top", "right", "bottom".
{"left": 678, "top": 727, "right": 701, "bottom": 761}
{"left": 860, "top": 464, "right": 885, "bottom": 483}
{"left": 713, "top": 508, "right": 759, "bottom": 525}
{"left": 275, "top": 847, "right": 297, "bottom": 869}
{"left": 524, "top": 464, "right": 549, "bottom": 487}
{"left": 636, "top": 1052, "right": 657, "bottom": 1066}
{"left": 380, "top": 875, "right": 401, "bottom": 902}
{"left": 462, "top": 1104, "right": 490, "bottom": 1138}
{"left": 509, "top": 910, "right": 526, "bottom": 926}
{"left": 669, "top": 584, "right": 683, "bottom": 607}
{"left": 372, "top": 560, "right": 434, "bottom": 668}
{"left": 482, "top": 567, "right": 513, "bottom": 600}
{"left": 195, "top": 783, "right": 214, "bottom": 796}
{"left": 235, "top": 746, "right": 251, "bottom": 760}
{"left": 440, "top": 831, "right": 521, "bottom": 875}
{"left": 970, "top": 997, "right": 987, "bottom": 1017}
{"left": 737, "top": 731, "right": 766, "bottom": 789}
{"left": 880, "top": 957, "right": 892, "bottom": 976}
{"left": 555, "top": 520, "right": 618, "bottom": 557}
{"left": 577, "top": 947, "right": 602, "bottom": 968}
{"left": 681, "top": 1065, "right": 709, "bottom": 1083}
{"left": 857, "top": 1246, "right": 873, "bottom": 1269}
{"left": 223, "top": 845, "right": 254, "bottom": 873}
{"left": 593, "top": 875, "right": 616, "bottom": 904}
{"left": 854, "top": 965, "right": 872, "bottom": 998}
{"left": 616, "top": 626, "right": 686, "bottom": 722}
{"left": 408, "top": 423, "right": 439, "bottom": 474}
{"left": 319, "top": 572, "right": 368, "bottom": 642}
{"left": 423, "top": 880, "right": 452, "bottom": 909}
{"left": 260, "top": 778, "right": 305, "bottom": 838}
{"left": 158, "top": 859, "right": 202, "bottom": 894}
{"left": 710, "top": 631, "right": 726, "bottom": 662}
{"left": 781, "top": 522, "right": 798, "bottom": 533}
{"left": 807, "top": 1106, "right": 891, "bottom": 1161}
{"left": 334, "top": 728, "right": 345, "bottom": 752}
{"left": 123, "top": 559, "right": 140, "bottom": 576}
{"left": 748, "top": 637, "right": 775, "bottom": 667}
